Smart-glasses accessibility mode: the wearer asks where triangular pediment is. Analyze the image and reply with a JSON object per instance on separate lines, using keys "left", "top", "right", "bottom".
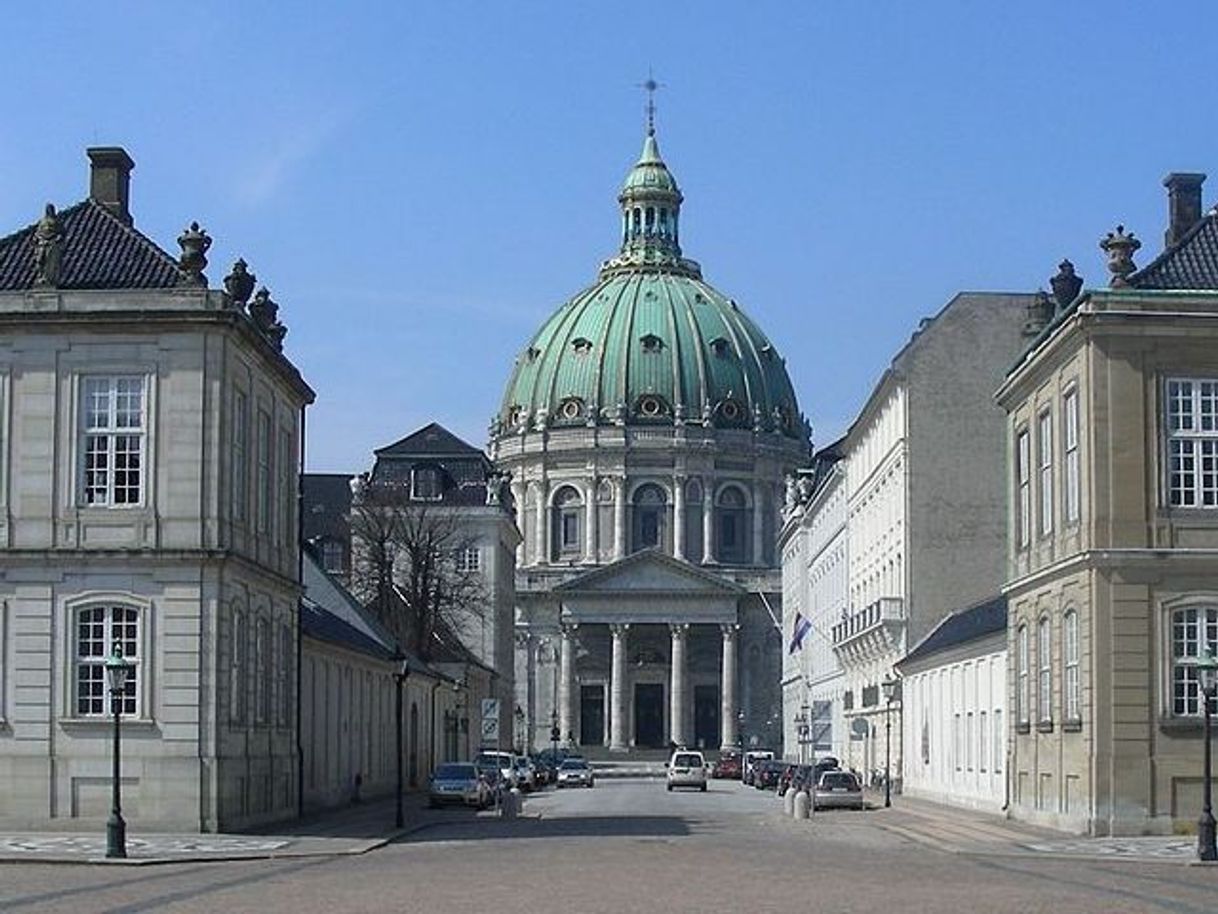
{"left": 554, "top": 549, "right": 744, "bottom": 596}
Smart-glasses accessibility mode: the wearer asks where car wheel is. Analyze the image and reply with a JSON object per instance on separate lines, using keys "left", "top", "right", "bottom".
{"left": 700, "top": 783, "right": 707, "bottom": 792}
{"left": 667, "top": 784, "right": 673, "bottom": 792}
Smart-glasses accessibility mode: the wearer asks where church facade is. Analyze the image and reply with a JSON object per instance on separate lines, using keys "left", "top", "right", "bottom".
{"left": 491, "top": 125, "right": 808, "bottom": 754}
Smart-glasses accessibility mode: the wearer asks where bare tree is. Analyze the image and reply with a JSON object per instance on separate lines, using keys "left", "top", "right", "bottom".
{"left": 348, "top": 479, "right": 486, "bottom": 660}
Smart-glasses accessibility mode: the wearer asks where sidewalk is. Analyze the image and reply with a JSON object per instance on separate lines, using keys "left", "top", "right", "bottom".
{"left": 0, "top": 790, "right": 479, "bottom": 866}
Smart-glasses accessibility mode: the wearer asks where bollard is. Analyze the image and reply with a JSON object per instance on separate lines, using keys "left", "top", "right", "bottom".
{"left": 793, "top": 790, "right": 810, "bottom": 820}
{"left": 501, "top": 786, "right": 521, "bottom": 819}
{"left": 783, "top": 786, "right": 796, "bottom": 816}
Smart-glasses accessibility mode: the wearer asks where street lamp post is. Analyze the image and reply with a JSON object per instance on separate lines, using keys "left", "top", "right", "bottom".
{"left": 104, "top": 645, "right": 135, "bottom": 859}
{"left": 793, "top": 707, "right": 809, "bottom": 765}
{"left": 881, "top": 675, "right": 898, "bottom": 810}
{"left": 1197, "top": 651, "right": 1218, "bottom": 862}
{"left": 736, "top": 710, "right": 746, "bottom": 750}
{"left": 393, "top": 655, "right": 410, "bottom": 829}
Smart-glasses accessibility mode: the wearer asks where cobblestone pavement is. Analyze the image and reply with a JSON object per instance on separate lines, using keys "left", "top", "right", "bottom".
{"left": 0, "top": 781, "right": 1214, "bottom": 913}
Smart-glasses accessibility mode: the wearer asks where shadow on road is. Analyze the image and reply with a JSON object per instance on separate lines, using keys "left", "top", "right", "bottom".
{"left": 398, "top": 814, "right": 692, "bottom": 844}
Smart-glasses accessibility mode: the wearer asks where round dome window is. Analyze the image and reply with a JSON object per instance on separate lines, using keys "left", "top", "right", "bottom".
{"left": 638, "top": 396, "right": 665, "bottom": 417}
{"left": 560, "top": 399, "right": 583, "bottom": 420}
{"left": 721, "top": 399, "right": 743, "bottom": 421}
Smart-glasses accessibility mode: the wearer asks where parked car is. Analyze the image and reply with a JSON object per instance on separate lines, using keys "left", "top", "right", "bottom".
{"left": 513, "top": 755, "right": 537, "bottom": 792}
{"left": 556, "top": 757, "right": 595, "bottom": 788}
{"left": 711, "top": 751, "right": 742, "bottom": 779}
{"left": 529, "top": 754, "right": 552, "bottom": 787}
{"left": 428, "top": 762, "right": 490, "bottom": 809}
{"left": 666, "top": 750, "right": 708, "bottom": 792}
{"left": 753, "top": 760, "right": 784, "bottom": 791}
{"left": 474, "top": 751, "right": 517, "bottom": 788}
{"left": 776, "top": 763, "right": 799, "bottom": 796}
{"left": 742, "top": 750, "right": 774, "bottom": 785}
{"left": 814, "top": 769, "right": 865, "bottom": 810}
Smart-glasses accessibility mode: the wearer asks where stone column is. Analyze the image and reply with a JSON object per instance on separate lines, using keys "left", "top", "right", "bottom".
{"left": 669, "top": 623, "right": 689, "bottom": 746}
{"left": 558, "top": 624, "right": 577, "bottom": 744}
{"left": 613, "top": 477, "right": 626, "bottom": 560}
{"left": 533, "top": 480, "right": 548, "bottom": 565}
{"left": 584, "top": 478, "right": 598, "bottom": 563}
{"left": 702, "top": 481, "right": 715, "bottom": 564}
{"left": 511, "top": 479, "right": 526, "bottom": 566}
{"left": 673, "top": 475, "right": 686, "bottom": 560}
{"left": 609, "top": 623, "right": 630, "bottom": 750}
{"left": 751, "top": 480, "right": 765, "bottom": 565}
{"left": 720, "top": 623, "right": 739, "bottom": 750}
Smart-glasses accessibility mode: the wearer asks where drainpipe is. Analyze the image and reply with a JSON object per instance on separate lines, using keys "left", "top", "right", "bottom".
{"left": 430, "top": 679, "right": 442, "bottom": 777}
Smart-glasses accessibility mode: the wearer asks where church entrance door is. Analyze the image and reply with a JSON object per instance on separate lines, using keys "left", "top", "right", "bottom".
{"left": 694, "top": 685, "right": 720, "bottom": 750}
{"left": 580, "top": 685, "right": 604, "bottom": 747}
{"left": 634, "top": 683, "right": 664, "bottom": 748}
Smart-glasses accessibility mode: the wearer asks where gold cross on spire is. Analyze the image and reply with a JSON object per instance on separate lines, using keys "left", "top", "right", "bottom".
{"left": 638, "top": 71, "right": 663, "bottom": 136}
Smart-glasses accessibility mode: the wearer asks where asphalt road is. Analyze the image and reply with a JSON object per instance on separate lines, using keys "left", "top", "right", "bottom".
{"left": 2, "top": 779, "right": 1216, "bottom": 913}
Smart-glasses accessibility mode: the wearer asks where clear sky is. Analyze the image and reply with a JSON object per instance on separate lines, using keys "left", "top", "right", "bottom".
{"left": 1, "top": 2, "right": 1213, "bottom": 470}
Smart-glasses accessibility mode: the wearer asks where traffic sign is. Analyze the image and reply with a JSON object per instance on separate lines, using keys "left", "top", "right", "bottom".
{"left": 481, "top": 698, "right": 500, "bottom": 722}
{"left": 482, "top": 718, "right": 500, "bottom": 742}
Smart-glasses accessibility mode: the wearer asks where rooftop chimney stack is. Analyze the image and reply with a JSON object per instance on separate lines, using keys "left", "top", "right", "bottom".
{"left": 86, "top": 147, "right": 135, "bottom": 226}
{"left": 1163, "top": 172, "right": 1206, "bottom": 248}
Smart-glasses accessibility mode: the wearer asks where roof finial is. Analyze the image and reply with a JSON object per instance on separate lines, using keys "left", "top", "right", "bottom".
{"left": 639, "top": 70, "right": 663, "bottom": 136}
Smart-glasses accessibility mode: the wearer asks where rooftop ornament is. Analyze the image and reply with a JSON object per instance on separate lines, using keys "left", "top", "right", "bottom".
{"left": 176, "top": 221, "right": 212, "bottom": 286}
{"left": 1100, "top": 225, "right": 1141, "bottom": 287}
{"left": 248, "top": 287, "right": 288, "bottom": 350}
{"left": 223, "top": 258, "right": 256, "bottom": 309}
{"left": 1050, "top": 259, "right": 1083, "bottom": 308}
{"left": 33, "top": 203, "right": 64, "bottom": 288}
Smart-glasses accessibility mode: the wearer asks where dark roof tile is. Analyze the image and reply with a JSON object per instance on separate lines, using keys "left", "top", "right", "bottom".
{"left": 1130, "top": 211, "right": 1218, "bottom": 290}
{"left": 899, "top": 594, "right": 1007, "bottom": 668}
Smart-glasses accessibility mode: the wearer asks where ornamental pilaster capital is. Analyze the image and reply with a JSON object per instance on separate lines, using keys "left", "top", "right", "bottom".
{"left": 560, "top": 623, "right": 579, "bottom": 639}
{"left": 719, "top": 623, "right": 740, "bottom": 640}
{"left": 609, "top": 622, "right": 631, "bottom": 638}
{"left": 669, "top": 622, "right": 690, "bottom": 641}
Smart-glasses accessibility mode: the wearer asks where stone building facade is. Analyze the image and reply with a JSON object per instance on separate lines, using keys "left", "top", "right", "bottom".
{"left": 493, "top": 126, "right": 808, "bottom": 755}
{"left": 0, "top": 148, "right": 313, "bottom": 831}
{"left": 998, "top": 173, "right": 1218, "bottom": 835}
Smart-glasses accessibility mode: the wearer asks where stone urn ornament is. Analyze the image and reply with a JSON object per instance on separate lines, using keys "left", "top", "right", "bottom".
{"left": 1049, "top": 259, "right": 1083, "bottom": 308}
{"left": 1100, "top": 225, "right": 1140, "bottom": 287}
{"left": 223, "top": 258, "right": 256, "bottom": 308}
{"left": 177, "top": 221, "right": 212, "bottom": 286}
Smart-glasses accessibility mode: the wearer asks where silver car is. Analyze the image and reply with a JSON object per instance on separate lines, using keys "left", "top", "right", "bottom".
{"left": 666, "top": 750, "right": 708, "bottom": 792}
{"left": 428, "top": 762, "right": 490, "bottom": 808}
{"left": 813, "top": 769, "right": 864, "bottom": 810}
{"left": 556, "top": 758, "right": 594, "bottom": 788}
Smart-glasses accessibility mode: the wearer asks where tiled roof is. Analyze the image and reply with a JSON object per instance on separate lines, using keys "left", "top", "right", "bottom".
{"left": 0, "top": 199, "right": 185, "bottom": 291}
{"left": 302, "top": 473, "right": 353, "bottom": 544}
{"left": 1130, "top": 210, "right": 1218, "bottom": 290}
{"left": 898, "top": 594, "right": 1007, "bottom": 669}
{"left": 375, "top": 422, "right": 482, "bottom": 457}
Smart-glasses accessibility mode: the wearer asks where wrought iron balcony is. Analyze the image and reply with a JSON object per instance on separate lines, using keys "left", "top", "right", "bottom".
{"left": 831, "top": 597, "right": 904, "bottom": 653}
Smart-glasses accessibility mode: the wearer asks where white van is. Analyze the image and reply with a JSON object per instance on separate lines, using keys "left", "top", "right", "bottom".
{"left": 666, "top": 750, "right": 708, "bottom": 791}
{"left": 474, "top": 750, "right": 517, "bottom": 787}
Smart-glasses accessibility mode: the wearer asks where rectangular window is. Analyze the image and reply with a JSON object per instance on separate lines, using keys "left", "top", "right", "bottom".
{"left": 1017, "top": 430, "right": 1031, "bottom": 548}
{"left": 75, "top": 606, "right": 140, "bottom": 716}
{"left": 256, "top": 410, "right": 271, "bottom": 534}
{"left": 456, "top": 545, "right": 481, "bottom": 573}
{"left": 1171, "top": 606, "right": 1218, "bottom": 715}
{"left": 230, "top": 610, "right": 247, "bottom": 723}
{"left": 278, "top": 429, "right": 292, "bottom": 546}
{"left": 279, "top": 624, "right": 293, "bottom": 727}
{"left": 1017, "top": 625, "right": 1029, "bottom": 725}
{"left": 966, "top": 711, "right": 974, "bottom": 771}
{"left": 953, "top": 713, "right": 962, "bottom": 771}
{"left": 561, "top": 511, "right": 580, "bottom": 550}
{"left": 322, "top": 540, "right": 344, "bottom": 574}
{"left": 81, "top": 376, "right": 146, "bottom": 506}
{"left": 1064, "top": 610, "right": 1080, "bottom": 720}
{"left": 1064, "top": 390, "right": 1080, "bottom": 524}
{"left": 232, "top": 390, "right": 249, "bottom": 522}
{"left": 1039, "top": 410, "right": 1053, "bottom": 536}
{"left": 1038, "top": 617, "right": 1052, "bottom": 723}
{"left": 1167, "top": 379, "right": 1218, "bottom": 508}
{"left": 256, "top": 617, "right": 271, "bottom": 725}
{"left": 979, "top": 710, "right": 988, "bottom": 772}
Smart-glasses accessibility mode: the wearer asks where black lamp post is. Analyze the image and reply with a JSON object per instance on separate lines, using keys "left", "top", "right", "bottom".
{"left": 393, "top": 655, "right": 410, "bottom": 829}
{"left": 881, "top": 675, "right": 898, "bottom": 809}
{"left": 104, "top": 644, "right": 134, "bottom": 859}
{"left": 1197, "top": 650, "right": 1218, "bottom": 862}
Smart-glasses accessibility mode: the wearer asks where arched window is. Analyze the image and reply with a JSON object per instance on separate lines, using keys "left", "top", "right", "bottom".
{"left": 230, "top": 606, "right": 247, "bottom": 723}
{"left": 1037, "top": 616, "right": 1052, "bottom": 724}
{"left": 1063, "top": 609, "right": 1080, "bottom": 721}
{"left": 1017, "top": 624, "right": 1029, "bottom": 726}
{"left": 716, "top": 485, "right": 749, "bottom": 564}
{"left": 551, "top": 486, "right": 583, "bottom": 558}
{"left": 1170, "top": 606, "right": 1218, "bottom": 715}
{"left": 631, "top": 483, "right": 667, "bottom": 552}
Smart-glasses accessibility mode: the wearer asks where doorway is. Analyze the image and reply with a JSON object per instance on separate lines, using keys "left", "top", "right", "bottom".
{"left": 634, "top": 683, "right": 665, "bottom": 748}
{"left": 694, "top": 685, "right": 720, "bottom": 750}
{"left": 580, "top": 685, "right": 604, "bottom": 747}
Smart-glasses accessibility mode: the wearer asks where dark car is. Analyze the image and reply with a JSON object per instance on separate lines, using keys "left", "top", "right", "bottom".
{"left": 754, "top": 760, "right": 784, "bottom": 790}
{"left": 712, "top": 752, "right": 742, "bottom": 779}
{"left": 777, "top": 764, "right": 800, "bottom": 796}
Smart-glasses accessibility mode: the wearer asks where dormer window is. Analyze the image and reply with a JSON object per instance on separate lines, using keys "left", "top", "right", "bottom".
{"left": 640, "top": 333, "right": 664, "bottom": 353}
{"left": 636, "top": 396, "right": 667, "bottom": 418}
{"left": 559, "top": 398, "right": 584, "bottom": 421}
{"left": 411, "top": 465, "right": 444, "bottom": 500}
{"left": 571, "top": 337, "right": 593, "bottom": 354}
{"left": 720, "top": 399, "right": 743, "bottom": 422}
{"left": 710, "top": 337, "right": 730, "bottom": 357}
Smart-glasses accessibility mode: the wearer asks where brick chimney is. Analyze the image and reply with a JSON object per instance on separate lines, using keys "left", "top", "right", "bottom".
{"left": 1163, "top": 172, "right": 1206, "bottom": 248}
{"left": 86, "top": 147, "right": 135, "bottom": 226}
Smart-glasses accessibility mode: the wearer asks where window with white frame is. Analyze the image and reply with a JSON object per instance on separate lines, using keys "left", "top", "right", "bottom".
{"left": 953, "top": 713, "right": 961, "bottom": 771}
{"left": 993, "top": 709, "right": 1003, "bottom": 772}
{"left": 1017, "top": 430, "right": 1031, "bottom": 548}
{"left": 979, "top": 710, "right": 988, "bottom": 772}
{"left": 1064, "top": 608, "right": 1080, "bottom": 721}
{"left": 277, "top": 429, "right": 292, "bottom": 547}
{"left": 232, "top": 390, "right": 248, "bottom": 522}
{"left": 1064, "top": 389, "right": 1080, "bottom": 524}
{"left": 1166, "top": 379, "right": 1218, "bottom": 508}
{"left": 1038, "top": 616, "right": 1052, "bottom": 723}
{"left": 411, "top": 465, "right": 444, "bottom": 500}
{"left": 1017, "top": 624, "right": 1029, "bottom": 725}
{"left": 321, "top": 539, "right": 344, "bottom": 574}
{"left": 256, "top": 617, "right": 271, "bottom": 724}
{"left": 230, "top": 608, "right": 247, "bottom": 723}
{"left": 256, "top": 410, "right": 272, "bottom": 534}
{"left": 966, "top": 711, "right": 974, "bottom": 771}
{"left": 1038, "top": 410, "right": 1053, "bottom": 536}
{"left": 279, "top": 623, "right": 293, "bottom": 727}
{"left": 75, "top": 606, "right": 140, "bottom": 716}
{"left": 81, "top": 376, "right": 145, "bottom": 506}
{"left": 455, "top": 545, "right": 481, "bottom": 573}
{"left": 1170, "top": 605, "right": 1218, "bottom": 715}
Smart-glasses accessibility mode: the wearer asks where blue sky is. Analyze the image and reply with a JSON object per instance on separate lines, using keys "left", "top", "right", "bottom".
{"left": 1, "top": 2, "right": 1214, "bottom": 470}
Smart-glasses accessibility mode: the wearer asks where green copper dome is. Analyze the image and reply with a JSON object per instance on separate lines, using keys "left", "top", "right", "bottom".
{"left": 497, "top": 131, "right": 804, "bottom": 440}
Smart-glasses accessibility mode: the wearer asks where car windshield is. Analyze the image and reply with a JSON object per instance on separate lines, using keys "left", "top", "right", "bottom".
{"left": 435, "top": 764, "right": 475, "bottom": 779}
{"left": 475, "top": 753, "right": 508, "bottom": 767}
{"left": 821, "top": 772, "right": 859, "bottom": 790}
{"left": 560, "top": 760, "right": 588, "bottom": 770}
{"left": 673, "top": 754, "right": 702, "bottom": 767}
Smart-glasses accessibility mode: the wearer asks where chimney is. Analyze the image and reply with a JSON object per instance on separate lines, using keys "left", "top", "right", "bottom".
{"left": 86, "top": 147, "right": 135, "bottom": 225}
{"left": 1163, "top": 172, "right": 1206, "bottom": 247}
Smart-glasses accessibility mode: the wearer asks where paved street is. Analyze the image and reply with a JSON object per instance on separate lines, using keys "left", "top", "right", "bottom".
{"left": 2, "top": 781, "right": 1216, "bottom": 913}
